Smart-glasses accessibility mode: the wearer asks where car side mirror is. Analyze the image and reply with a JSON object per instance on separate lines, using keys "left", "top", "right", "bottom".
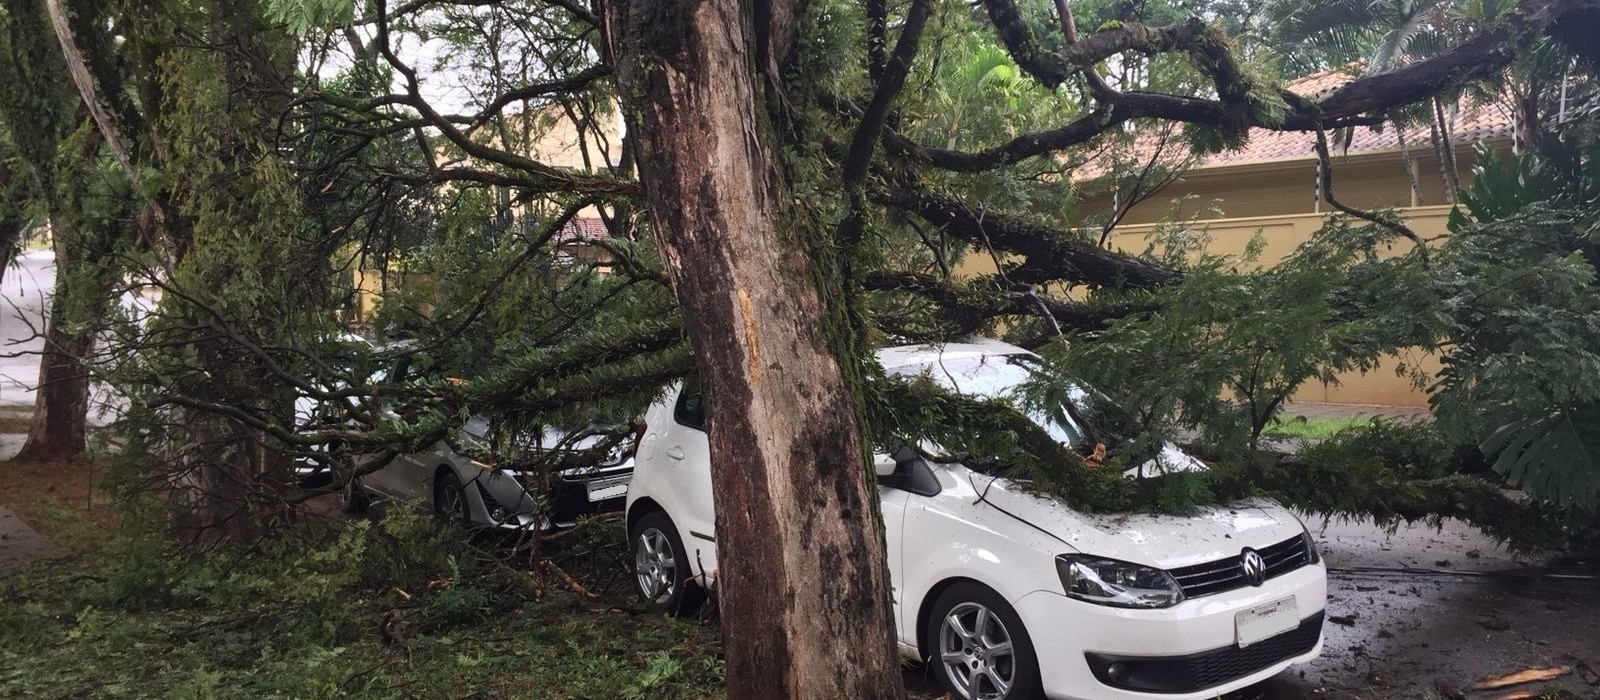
{"left": 872, "top": 452, "right": 899, "bottom": 477}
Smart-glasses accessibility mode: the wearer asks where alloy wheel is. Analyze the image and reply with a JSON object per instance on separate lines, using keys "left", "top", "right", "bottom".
{"left": 436, "top": 476, "right": 467, "bottom": 521}
{"left": 634, "top": 527, "right": 677, "bottom": 603}
{"left": 938, "top": 601, "right": 1018, "bottom": 700}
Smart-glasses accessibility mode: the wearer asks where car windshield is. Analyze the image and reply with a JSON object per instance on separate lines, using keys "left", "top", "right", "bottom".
{"left": 887, "top": 353, "right": 1089, "bottom": 448}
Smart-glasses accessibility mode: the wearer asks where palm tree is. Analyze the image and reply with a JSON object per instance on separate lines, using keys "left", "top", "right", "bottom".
{"left": 1266, "top": 0, "right": 1467, "bottom": 202}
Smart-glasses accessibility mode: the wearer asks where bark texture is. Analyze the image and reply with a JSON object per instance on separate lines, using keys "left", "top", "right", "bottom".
{"left": 606, "top": 1, "right": 905, "bottom": 697}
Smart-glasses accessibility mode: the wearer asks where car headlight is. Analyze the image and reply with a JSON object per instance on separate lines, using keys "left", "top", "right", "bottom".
{"left": 1301, "top": 528, "right": 1322, "bottom": 565}
{"left": 1055, "top": 554, "right": 1185, "bottom": 609}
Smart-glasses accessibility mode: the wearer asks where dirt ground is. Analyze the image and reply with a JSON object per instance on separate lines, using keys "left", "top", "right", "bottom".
{"left": 0, "top": 432, "right": 112, "bottom": 572}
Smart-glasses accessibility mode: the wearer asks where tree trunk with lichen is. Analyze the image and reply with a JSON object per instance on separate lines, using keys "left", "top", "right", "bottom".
{"left": 606, "top": 1, "right": 905, "bottom": 697}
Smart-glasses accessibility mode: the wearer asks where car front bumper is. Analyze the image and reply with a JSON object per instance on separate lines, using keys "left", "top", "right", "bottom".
{"left": 464, "top": 474, "right": 544, "bottom": 532}
{"left": 1016, "top": 562, "right": 1326, "bottom": 700}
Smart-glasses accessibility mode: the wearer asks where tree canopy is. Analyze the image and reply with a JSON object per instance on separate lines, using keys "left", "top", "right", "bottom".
{"left": 1, "top": 0, "right": 1598, "bottom": 695}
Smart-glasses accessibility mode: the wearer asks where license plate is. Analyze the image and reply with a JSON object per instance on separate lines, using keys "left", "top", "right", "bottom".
{"left": 586, "top": 482, "right": 627, "bottom": 502}
{"left": 1235, "top": 597, "right": 1298, "bottom": 648}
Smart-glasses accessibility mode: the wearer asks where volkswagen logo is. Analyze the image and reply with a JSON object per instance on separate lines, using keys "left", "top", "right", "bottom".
{"left": 1240, "top": 548, "right": 1267, "bottom": 586}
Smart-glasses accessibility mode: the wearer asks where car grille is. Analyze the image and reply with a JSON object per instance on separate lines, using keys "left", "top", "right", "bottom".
{"left": 1085, "top": 612, "right": 1324, "bottom": 694}
{"left": 1167, "top": 534, "right": 1312, "bottom": 598}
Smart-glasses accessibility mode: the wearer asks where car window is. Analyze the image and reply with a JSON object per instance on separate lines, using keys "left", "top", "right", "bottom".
{"left": 888, "top": 353, "right": 1088, "bottom": 447}
{"left": 674, "top": 381, "right": 705, "bottom": 431}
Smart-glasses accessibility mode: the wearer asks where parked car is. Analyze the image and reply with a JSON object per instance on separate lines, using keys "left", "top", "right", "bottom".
{"left": 625, "top": 339, "right": 1326, "bottom": 700}
{"left": 294, "top": 339, "right": 635, "bottom": 529}
{"left": 342, "top": 414, "right": 635, "bottom": 530}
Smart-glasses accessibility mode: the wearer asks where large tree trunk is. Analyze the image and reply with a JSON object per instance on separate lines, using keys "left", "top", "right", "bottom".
{"left": 607, "top": 2, "right": 905, "bottom": 698}
{"left": 0, "top": 223, "right": 17, "bottom": 290}
{"left": 14, "top": 220, "right": 95, "bottom": 462}
{"left": 157, "top": 1, "right": 301, "bottom": 542}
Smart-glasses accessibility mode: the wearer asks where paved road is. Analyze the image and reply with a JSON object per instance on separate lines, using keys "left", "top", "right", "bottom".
{"left": 1253, "top": 520, "right": 1600, "bottom": 698}
{"left": 0, "top": 505, "right": 63, "bottom": 577}
{"left": 0, "top": 251, "right": 53, "bottom": 408}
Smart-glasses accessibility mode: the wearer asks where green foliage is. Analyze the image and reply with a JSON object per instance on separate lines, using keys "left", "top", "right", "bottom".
{"left": 264, "top": 0, "right": 354, "bottom": 35}
{"left": 1483, "top": 405, "right": 1600, "bottom": 512}
{"left": 867, "top": 369, "right": 1137, "bottom": 511}
{"left": 1063, "top": 215, "right": 1436, "bottom": 451}
{"left": 1430, "top": 137, "right": 1600, "bottom": 512}
{"left": 868, "top": 362, "right": 1579, "bottom": 548}
{"left": 1261, "top": 420, "right": 1573, "bottom": 549}
{"left": 0, "top": 512, "right": 724, "bottom": 700}
{"left": 1295, "top": 418, "right": 1463, "bottom": 480}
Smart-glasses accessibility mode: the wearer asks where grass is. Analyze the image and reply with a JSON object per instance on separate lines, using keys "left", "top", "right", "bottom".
{"left": 0, "top": 452, "right": 946, "bottom": 700}
{"left": 0, "top": 444, "right": 731, "bottom": 700}
{"left": 1263, "top": 414, "right": 1380, "bottom": 441}
{"left": 0, "top": 454, "right": 117, "bottom": 556}
{"left": 0, "top": 509, "right": 729, "bottom": 700}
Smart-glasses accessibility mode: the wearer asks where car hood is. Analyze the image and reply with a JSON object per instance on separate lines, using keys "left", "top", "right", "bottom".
{"left": 966, "top": 472, "right": 1306, "bottom": 570}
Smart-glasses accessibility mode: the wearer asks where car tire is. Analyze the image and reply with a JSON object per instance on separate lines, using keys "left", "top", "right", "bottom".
{"left": 333, "top": 441, "right": 370, "bottom": 514}
{"left": 433, "top": 470, "right": 470, "bottom": 524}
{"left": 338, "top": 476, "right": 371, "bottom": 514}
{"left": 630, "top": 511, "right": 705, "bottom": 617}
{"left": 924, "top": 582, "right": 1044, "bottom": 700}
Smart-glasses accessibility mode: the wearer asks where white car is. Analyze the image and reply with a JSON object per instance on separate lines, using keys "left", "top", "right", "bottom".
{"left": 624, "top": 339, "right": 1326, "bottom": 700}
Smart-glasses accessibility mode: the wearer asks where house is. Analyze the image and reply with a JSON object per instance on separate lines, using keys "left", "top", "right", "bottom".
{"left": 1080, "top": 68, "right": 1516, "bottom": 407}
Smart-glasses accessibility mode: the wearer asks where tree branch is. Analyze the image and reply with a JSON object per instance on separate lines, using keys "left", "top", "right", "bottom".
{"left": 842, "top": 0, "right": 931, "bottom": 190}
{"left": 1312, "top": 126, "right": 1427, "bottom": 255}
{"left": 880, "top": 188, "right": 1181, "bottom": 289}
{"left": 864, "top": 270, "right": 1147, "bottom": 333}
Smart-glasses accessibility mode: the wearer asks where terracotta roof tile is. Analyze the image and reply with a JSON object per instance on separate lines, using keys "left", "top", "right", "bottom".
{"left": 1079, "top": 66, "right": 1514, "bottom": 178}
{"left": 554, "top": 217, "right": 610, "bottom": 243}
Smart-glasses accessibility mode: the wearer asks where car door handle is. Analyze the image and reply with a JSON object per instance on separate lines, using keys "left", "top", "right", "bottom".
{"left": 666, "top": 447, "right": 686, "bottom": 461}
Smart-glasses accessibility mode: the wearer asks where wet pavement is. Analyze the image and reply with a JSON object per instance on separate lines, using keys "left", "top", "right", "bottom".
{"left": 1248, "top": 519, "right": 1600, "bottom": 699}
{"left": 0, "top": 251, "right": 53, "bottom": 409}
{"left": 0, "top": 504, "right": 63, "bottom": 577}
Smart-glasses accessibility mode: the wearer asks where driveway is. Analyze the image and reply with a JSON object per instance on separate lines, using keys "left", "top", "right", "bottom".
{"left": 1254, "top": 519, "right": 1599, "bottom": 698}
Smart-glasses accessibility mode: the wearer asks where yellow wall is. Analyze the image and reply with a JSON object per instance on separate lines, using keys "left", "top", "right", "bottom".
{"left": 1104, "top": 207, "right": 1451, "bottom": 407}
{"left": 958, "top": 143, "right": 1506, "bottom": 407}
{"left": 1086, "top": 147, "right": 1499, "bottom": 407}
{"left": 1085, "top": 145, "right": 1486, "bottom": 226}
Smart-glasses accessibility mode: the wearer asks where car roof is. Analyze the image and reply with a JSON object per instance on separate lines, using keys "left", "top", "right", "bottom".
{"left": 876, "top": 337, "right": 1035, "bottom": 370}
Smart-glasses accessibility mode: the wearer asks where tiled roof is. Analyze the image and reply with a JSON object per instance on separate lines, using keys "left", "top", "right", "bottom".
{"left": 1081, "top": 66, "right": 1514, "bottom": 177}
{"left": 555, "top": 217, "right": 610, "bottom": 243}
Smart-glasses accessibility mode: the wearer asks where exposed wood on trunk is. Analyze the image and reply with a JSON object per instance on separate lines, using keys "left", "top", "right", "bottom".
{"left": 43, "top": 0, "right": 135, "bottom": 181}
{"left": 606, "top": 0, "right": 905, "bottom": 697}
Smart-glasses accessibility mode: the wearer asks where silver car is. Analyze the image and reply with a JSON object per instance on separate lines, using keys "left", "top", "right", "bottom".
{"left": 293, "top": 338, "right": 635, "bottom": 529}
{"left": 345, "top": 416, "right": 635, "bottom": 530}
